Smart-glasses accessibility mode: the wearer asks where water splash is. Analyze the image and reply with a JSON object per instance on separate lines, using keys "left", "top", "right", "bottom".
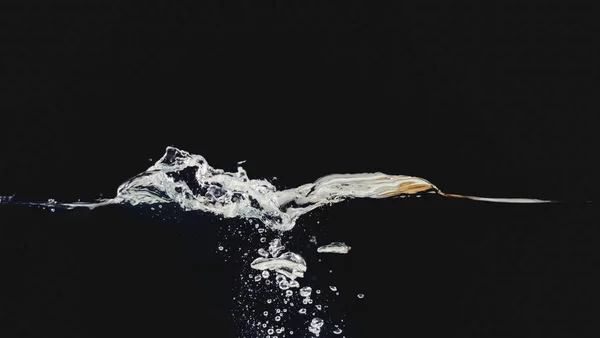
{"left": 1, "top": 146, "right": 552, "bottom": 231}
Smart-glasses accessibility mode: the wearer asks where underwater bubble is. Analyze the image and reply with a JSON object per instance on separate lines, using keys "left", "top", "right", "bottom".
{"left": 278, "top": 280, "right": 290, "bottom": 290}
{"left": 311, "top": 317, "right": 324, "bottom": 328}
{"left": 299, "top": 286, "right": 312, "bottom": 297}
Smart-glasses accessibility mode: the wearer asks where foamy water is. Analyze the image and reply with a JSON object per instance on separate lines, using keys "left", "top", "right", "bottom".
{"left": 0, "top": 146, "right": 555, "bottom": 337}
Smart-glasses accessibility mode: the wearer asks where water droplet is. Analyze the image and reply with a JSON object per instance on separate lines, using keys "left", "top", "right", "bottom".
{"left": 329, "top": 286, "right": 337, "bottom": 291}
{"left": 357, "top": 293, "right": 364, "bottom": 298}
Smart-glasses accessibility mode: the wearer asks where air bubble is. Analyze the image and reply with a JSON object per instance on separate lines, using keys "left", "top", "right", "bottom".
{"left": 299, "top": 286, "right": 312, "bottom": 297}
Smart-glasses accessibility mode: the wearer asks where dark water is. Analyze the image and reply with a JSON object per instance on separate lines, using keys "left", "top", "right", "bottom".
{"left": 2, "top": 196, "right": 598, "bottom": 337}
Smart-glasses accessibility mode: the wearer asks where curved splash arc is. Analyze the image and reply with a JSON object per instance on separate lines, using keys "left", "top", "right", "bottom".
{"left": 0, "top": 146, "right": 553, "bottom": 230}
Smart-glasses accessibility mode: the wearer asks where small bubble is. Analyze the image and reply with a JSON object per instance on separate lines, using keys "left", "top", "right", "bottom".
{"left": 260, "top": 237, "right": 267, "bottom": 243}
{"left": 267, "top": 299, "right": 272, "bottom": 304}
{"left": 263, "top": 311, "right": 268, "bottom": 316}
{"left": 262, "top": 270, "right": 270, "bottom": 278}
{"left": 357, "top": 293, "right": 365, "bottom": 298}
{"left": 268, "top": 328, "right": 274, "bottom": 334}
{"left": 299, "top": 308, "right": 306, "bottom": 314}
{"left": 218, "top": 246, "right": 224, "bottom": 251}
{"left": 50, "top": 208, "right": 55, "bottom": 212}
{"left": 285, "top": 290, "right": 293, "bottom": 297}
{"left": 316, "top": 290, "right": 321, "bottom": 294}
{"left": 310, "top": 317, "right": 324, "bottom": 328}
{"left": 316, "top": 305, "right": 322, "bottom": 310}
{"left": 278, "top": 280, "right": 290, "bottom": 290}
{"left": 254, "top": 276, "right": 262, "bottom": 282}
{"left": 299, "top": 286, "right": 312, "bottom": 297}
{"left": 333, "top": 327, "right": 343, "bottom": 335}
{"left": 329, "top": 286, "right": 337, "bottom": 291}
{"left": 275, "top": 316, "right": 281, "bottom": 321}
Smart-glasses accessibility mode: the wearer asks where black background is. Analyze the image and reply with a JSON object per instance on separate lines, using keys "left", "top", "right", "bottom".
{"left": 1, "top": 1, "right": 598, "bottom": 337}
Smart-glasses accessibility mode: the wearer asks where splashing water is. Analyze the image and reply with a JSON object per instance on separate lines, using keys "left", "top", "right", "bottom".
{"left": 1, "top": 146, "right": 552, "bottom": 228}
{"left": 0, "top": 146, "right": 555, "bottom": 336}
